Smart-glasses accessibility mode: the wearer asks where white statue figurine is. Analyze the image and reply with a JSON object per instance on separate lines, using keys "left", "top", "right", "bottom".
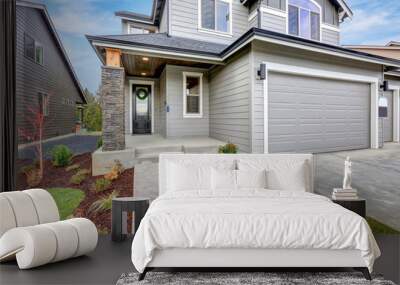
{"left": 342, "top": 156, "right": 352, "bottom": 190}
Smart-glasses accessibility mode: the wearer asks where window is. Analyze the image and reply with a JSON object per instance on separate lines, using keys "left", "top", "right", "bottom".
{"left": 129, "top": 25, "right": 151, "bottom": 34}
{"left": 24, "top": 33, "right": 44, "bottom": 65}
{"left": 39, "top": 93, "right": 49, "bottom": 117}
{"left": 183, "top": 72, "right": 203, "bottom": 118}
{"left": 199, "top": 0, "right": 231, "bottom": 34}
{"left": 288, "top": 0, "right": 320, "bottom": 41}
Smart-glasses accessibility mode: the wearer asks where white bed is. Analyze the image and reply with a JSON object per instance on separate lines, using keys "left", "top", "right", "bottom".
{"left": 131, "top": 154, "right": 380, "bottom": 280}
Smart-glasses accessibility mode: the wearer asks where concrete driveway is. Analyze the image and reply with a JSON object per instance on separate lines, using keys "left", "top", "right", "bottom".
{"left": 18, "top": 134, "right": 101, "bottom": 160}
{"left": 315, "top": 143, "right": 400, "bottom": 231}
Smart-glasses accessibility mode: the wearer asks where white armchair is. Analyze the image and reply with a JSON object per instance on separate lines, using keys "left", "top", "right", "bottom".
{"left": 0, "top": 189, "right": 98, "bottom": 269}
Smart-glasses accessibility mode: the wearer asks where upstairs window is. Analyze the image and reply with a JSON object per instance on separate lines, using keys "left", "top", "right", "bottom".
{"left": 200, "top": 0, "right": 231, "bottom": 34}
{"left": 38, "top": 93, "right": 49, "bottom": 117}
{"left": 24, "top": 33, "right": 44, "bottom": 65}
{"left": 183, "top": 72, "right": 203, "bottom": 118}
{"left": 288, "top": 0, "right": 321, "bottom": 41}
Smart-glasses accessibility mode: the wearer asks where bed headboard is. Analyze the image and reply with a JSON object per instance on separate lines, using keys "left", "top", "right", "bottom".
{"left": 159, "top": 153, "right": 315, "bottom": 195}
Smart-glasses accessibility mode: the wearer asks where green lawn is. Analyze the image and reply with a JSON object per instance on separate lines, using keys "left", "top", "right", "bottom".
{"left": 47, "top": 188, "right": 85, "bottom": 220}
{"left": 367, "top": 217, "right": 400, "bottom": 235}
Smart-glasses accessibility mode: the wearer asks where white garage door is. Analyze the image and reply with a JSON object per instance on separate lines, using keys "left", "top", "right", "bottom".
{"left": 268, "top": 73, "right": 371, "bottom": 153}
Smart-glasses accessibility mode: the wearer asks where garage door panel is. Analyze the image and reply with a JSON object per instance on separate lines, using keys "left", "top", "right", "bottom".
{"left": 268, "top": 72, "right": 370, "bottom": 153}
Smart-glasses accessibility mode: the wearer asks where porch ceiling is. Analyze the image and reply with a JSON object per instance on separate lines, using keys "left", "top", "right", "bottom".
{"left": 121, "top": 53, "right": 212, "bottom": 77}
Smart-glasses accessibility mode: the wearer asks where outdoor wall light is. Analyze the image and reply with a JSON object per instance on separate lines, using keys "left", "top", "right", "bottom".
{"left": 258, "top": 63, "right": 266, "bottom": 80}
{"left": 380, "top": 80, "right": 389, "bottom": 91}
{"left": 141, "top": 72, "right": 147, "bottom": 76}
{"left": 142, "top": 57, "right": 149, "bottom": 61}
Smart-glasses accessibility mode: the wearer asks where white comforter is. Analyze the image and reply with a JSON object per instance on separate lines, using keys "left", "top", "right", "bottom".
{"left": 131, "top": 190, "right": 380, "bottom": 273}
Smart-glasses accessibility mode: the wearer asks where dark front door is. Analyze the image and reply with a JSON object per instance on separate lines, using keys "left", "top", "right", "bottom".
{"left": 132, "top": 84, "right": 151, "bottom": 134}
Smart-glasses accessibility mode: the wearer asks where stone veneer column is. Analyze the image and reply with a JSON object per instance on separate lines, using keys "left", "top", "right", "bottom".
{"left": 101, "top": 66, "right": 125, "bottom": 151}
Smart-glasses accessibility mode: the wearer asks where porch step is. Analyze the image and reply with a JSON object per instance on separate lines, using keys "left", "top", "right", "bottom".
{"left": 183, "top": 145, "right": 220, "bottom": 154}
{"left": 134, "top": 145, "right": 184, "bottom": 159}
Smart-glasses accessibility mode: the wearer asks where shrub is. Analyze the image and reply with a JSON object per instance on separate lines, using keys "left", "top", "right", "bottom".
{"left": 218, "top": 143, "right": 238, "bottom": 154}
{"left": 51, "top": 145, "right": 73, "bottom": 167}
{"left": 76, "top": 168, "right": 91, "bottom": 176}
{"left": 70, "top": 173, "right": 86, "bottom": 185}
{"left": 66, "top": 163, "right": 80, "bottom": 172}
{"left": 94, "top": 177, "right": 111, "bottom": 192}
{"left": 104, "top": 160, "right": 124, "bottom": 181}
{"left": 88, "top": 190, "right": 119, "bottom": 214}
{"left": 96, "top": 137, "right": 103, "bottom": 149}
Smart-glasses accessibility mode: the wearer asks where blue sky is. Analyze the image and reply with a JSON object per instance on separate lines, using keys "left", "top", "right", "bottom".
{"left": 41, "top": 0, "right": 400, "bottom": 94}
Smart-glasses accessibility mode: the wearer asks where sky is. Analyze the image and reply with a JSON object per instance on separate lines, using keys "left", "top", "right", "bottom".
{"left": 40, "top": 0, "right": 400, "bottom": 94}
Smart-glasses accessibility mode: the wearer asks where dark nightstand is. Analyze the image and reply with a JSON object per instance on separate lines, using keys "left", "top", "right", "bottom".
{"left": 111, "top": 197, "right": 150, "bottom": 242}
{"left": 332, "top": 198, "right": 366, "bottom": 218}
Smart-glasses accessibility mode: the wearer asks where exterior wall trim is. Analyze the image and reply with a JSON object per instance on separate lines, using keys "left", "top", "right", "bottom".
{"left": 388, "top": 84, "right": 400, "bottom": 142}
{"left": 261, "top": 62, "right": 380, "bottom": 153}
{"left": 261, "top": 7, "right": 287, "bottom": 18}
{"left": 129, "top": 80, "right": 155, "bottom": 134}
{"left": 322, "top": 23, "right": 340, "bottom": 32}
{"left": 182, "top": 71, "right": 204, "bottom": 118}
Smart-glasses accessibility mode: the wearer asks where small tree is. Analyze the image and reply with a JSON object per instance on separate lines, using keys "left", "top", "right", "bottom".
{"left": 19, "top": 103, "right": 48, "bottom": 184}
{"left": 83, "top": 89, "right": 102, "bottom": 132}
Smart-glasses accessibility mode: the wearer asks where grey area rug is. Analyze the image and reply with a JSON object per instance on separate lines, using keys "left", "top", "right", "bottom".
{"left": 116, "top": 272, "right": 395, "bottom": 285}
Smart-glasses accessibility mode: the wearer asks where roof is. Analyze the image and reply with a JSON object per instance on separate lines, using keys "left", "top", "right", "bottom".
{"left": 387, "top": 41, "right": 400, "bottom": 47}
{"left": 115, "top": 0, "right": 165, "bottom": 26}
{"left": 16, "top": 0, "right": 86, "bottom": 104}
{"left": 87, "top": 28, "right": 400, "bottom": 68}
{"left": 87, "top": 33, "right": 227, "bottom": 57}
{"left": 240, "top": 0, "right": 353, "bottom": 21}
{"left": 343, "top": 44, "right": 400, "bottom": 50}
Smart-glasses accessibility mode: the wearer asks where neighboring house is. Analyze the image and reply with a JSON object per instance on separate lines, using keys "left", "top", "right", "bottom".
{"left": 345, "top": 42, "right": 400, "bottom": 144}
{"left": 16, "top": 1, "right": 86, "bottom": 144}
{"left": 87, "top": 0, "right": 400, "bottom": 156}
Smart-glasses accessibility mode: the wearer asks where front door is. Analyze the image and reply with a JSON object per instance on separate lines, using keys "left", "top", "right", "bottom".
{"left": 132, "top": 84, "right": 151, "bottom": 134}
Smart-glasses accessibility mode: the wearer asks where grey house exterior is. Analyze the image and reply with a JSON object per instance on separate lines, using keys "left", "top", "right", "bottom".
{"left": 16, "top": 1, "right": 86, "bottom": 144}
{"left": 88, "top": 0, "right": 400, "bottom": 157}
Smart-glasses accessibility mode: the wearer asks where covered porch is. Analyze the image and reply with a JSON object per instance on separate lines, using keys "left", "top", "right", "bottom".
{"left": 88, "top": 33, "right": 229, "bottom": 174}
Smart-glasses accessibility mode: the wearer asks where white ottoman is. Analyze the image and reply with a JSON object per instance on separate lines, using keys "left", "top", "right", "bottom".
{"left": 0, "top": 189, "right": 98, "bottom": 269}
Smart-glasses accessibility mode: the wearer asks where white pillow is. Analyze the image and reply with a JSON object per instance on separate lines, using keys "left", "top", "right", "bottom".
{"left": 237, "top": 169, "right": 268, "bottom": 189}
{"left": 167, "top": 163, "right": 212, "bottom": 192}
{"left": 267, "top": 162, "right": 307, "bottom": 191}
{"left": 211, "top": 168, "right": 237, "bottom": 191}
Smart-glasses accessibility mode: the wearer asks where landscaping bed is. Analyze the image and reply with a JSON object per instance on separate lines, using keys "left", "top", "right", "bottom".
{"left": 17, "top": 152, "right": 134, "bottom": 233}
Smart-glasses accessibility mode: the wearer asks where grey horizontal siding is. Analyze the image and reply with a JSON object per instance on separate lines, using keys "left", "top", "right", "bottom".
{"left": 251, "top": 41, "right": 383, "bottom": 153}
{"left": 261, "top": 12, "right": 286, "bottom": 33}
{"left": 169, "top": 0, "right": 248, "bottom": 44}
{"left": 16, "top": 6, "right": 83, "bottom": 144}
{"left": 322, "top": 28, "right": 340, "bottom": 45}
{"left": 165, "top": 65, "right": 209, "bottom": 138}
{"left": 248, "top": 14, "right": 258, "bottom": 29}
{"left": 209, "top": 50, "right": 251, "bottom": 152}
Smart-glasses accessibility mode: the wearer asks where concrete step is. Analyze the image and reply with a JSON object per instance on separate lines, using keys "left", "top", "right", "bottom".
{"left": 183, "top": 145, "right": 220, "bottom": 153}
{"left": 135, "top": 145, "right": 184, "bottom": 159}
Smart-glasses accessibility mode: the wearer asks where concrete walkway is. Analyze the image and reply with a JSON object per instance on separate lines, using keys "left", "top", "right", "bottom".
{"left": 315, "top": 143, "right": 400, "bottom": 231}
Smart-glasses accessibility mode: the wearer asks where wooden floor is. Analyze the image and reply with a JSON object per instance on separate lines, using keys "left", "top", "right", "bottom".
{"left": 1, "top": 235, "right": 398, "bottom": 285}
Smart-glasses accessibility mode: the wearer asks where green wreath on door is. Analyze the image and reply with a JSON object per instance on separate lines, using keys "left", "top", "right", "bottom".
{"left": 136, "top": 88, "right": 149, "bottom": 100}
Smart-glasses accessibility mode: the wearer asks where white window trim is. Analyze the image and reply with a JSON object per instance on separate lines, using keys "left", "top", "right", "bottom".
{"left": 198, "top": 0, "right": 233, "bottom": 37}
{"left": 129, "top": 80, "right": 155, "bottom": 134}
{"left": 321, "top": 23, "right": 340, "bottom": 32}
{"left": 286, "top": 0, "right": 322, "bottom": 42}
{"left": 261, "top": 62, "right": 380, "bottom": 153}
{"left": 388, "top": 84, "right": 400, "bottom": 142}
{"left": 183, "top": 72, "right": 203, "bottom": 118}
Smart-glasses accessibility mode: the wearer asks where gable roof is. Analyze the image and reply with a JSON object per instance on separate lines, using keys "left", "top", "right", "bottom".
{"left": 241, "top": 0, "right": 353, "bottom": 21}
{"left": 115, "top": 0, "right": 165, "bottom": 26}
{"left": 16, "top": 0, "right": 86, "bottom": 104}
{"left": 87, "top": 28, "right": 400, "bottom": 69}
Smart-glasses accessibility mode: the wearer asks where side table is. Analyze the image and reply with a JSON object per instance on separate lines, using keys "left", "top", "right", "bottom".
{"left": 112, "top": 197, "right": 150, "bottom": 242}
{"left": 332, "top": 198, "right": 366, "bottom": 218}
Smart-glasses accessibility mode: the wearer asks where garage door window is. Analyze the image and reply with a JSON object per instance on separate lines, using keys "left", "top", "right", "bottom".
{"left": 288, "top": 0, "right": 321, "bottom": 41}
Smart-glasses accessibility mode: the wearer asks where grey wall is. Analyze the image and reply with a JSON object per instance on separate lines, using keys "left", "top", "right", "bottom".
{"left": 209, "top": 49, "right": 251, "bottom": 152}
{"left": 165, "top": 65, "right": 210, "bottom": 137}
{"left": 16, "top": 6, "right": 83, "bottom": 144}
{"left": 169, "top": 0, "right": 248, "bottom": 44}
{"left": 261, "top": 12, "right": 286, "bottom": 33}
{"left": 322, "top": 28, "right": 340, "bottom": 45}
{"left": 251, "top": 41, "right": 383, "bottom": 153}
{"left": 159, "top": 69, "right": 167, "bottom": 137}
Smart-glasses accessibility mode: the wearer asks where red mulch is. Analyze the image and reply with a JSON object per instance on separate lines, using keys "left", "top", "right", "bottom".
{"left": 16, "top": 153, "right": 134, "bottom": 232}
